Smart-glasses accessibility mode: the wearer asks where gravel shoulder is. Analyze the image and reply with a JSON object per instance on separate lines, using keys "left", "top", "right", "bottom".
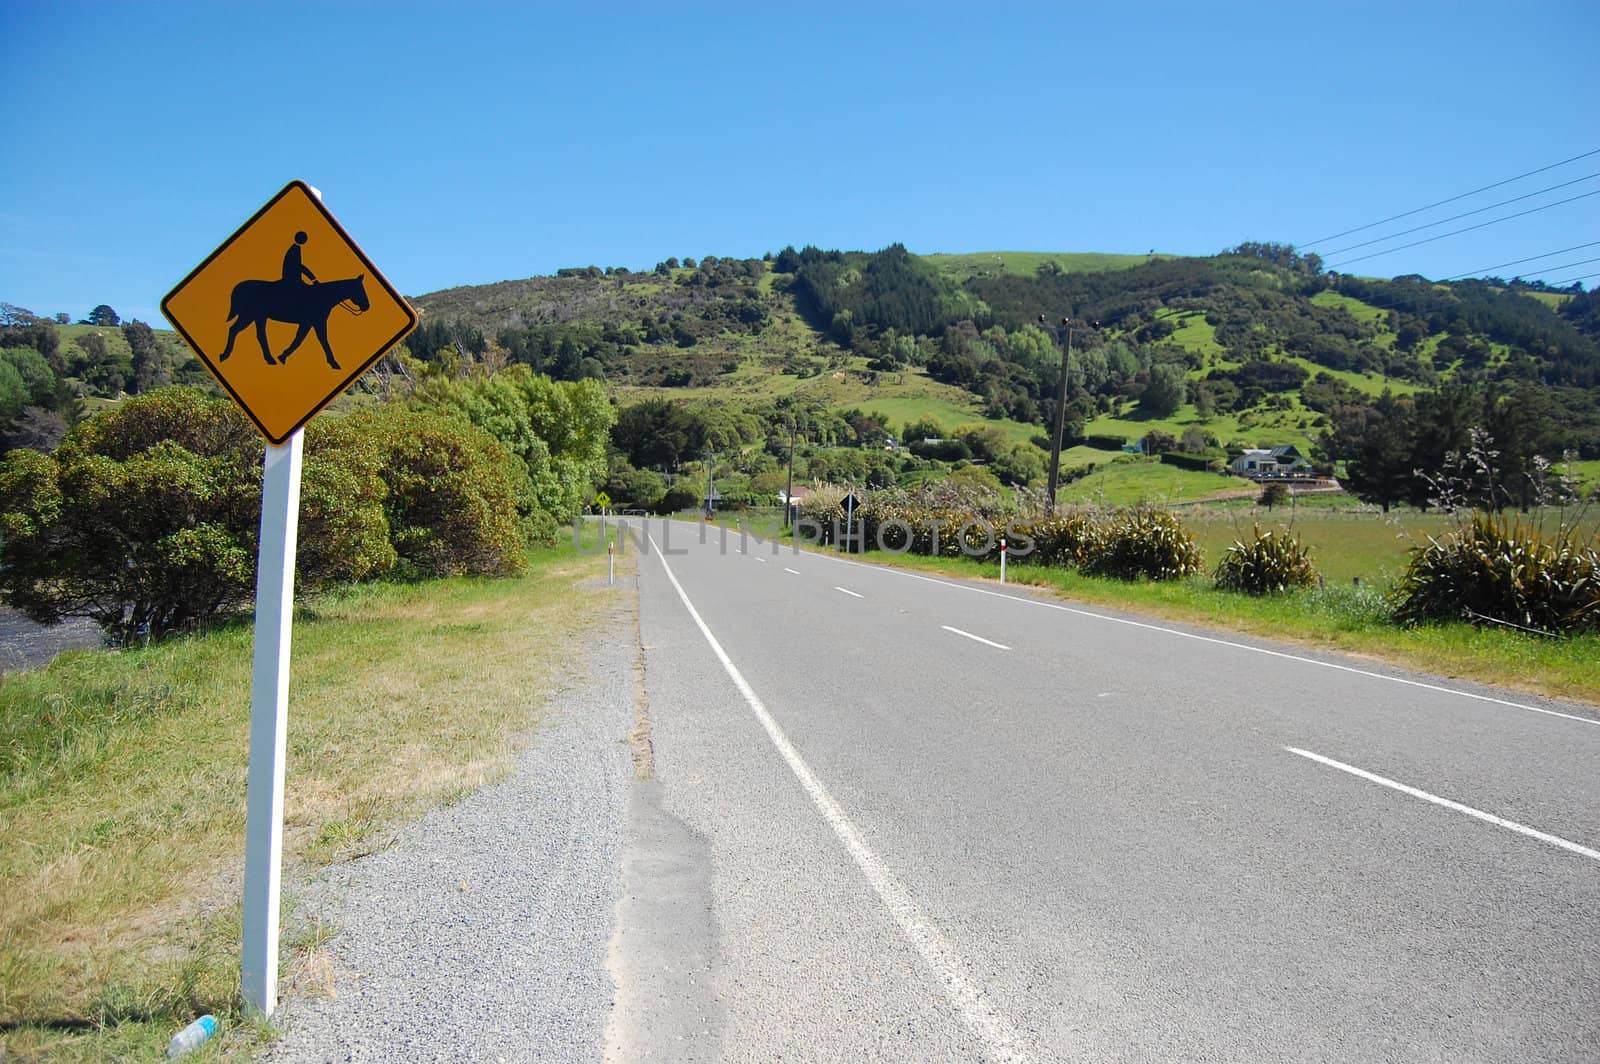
{"left": 266, "top": 577, "right": 638, "bottom": 1063}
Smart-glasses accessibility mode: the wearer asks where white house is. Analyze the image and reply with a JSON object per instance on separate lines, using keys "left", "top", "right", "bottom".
{"left": 1231, "top": 445, "right": 1312, "bottom": 476}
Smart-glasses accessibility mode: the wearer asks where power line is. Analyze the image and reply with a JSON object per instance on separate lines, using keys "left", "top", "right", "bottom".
{"left": 1300, "top": 147, "right": 1600, "bottom": 247}
{"left": 1324, "top": 189, "right": 1600, "bottom": 269}
{"left": 1521, "top": 256, "right": 1600, "bottom": 279}
{"left": 1547, "top": 271, "right": 1599, "bottom": 288}
{"left": 1440, "top": 241, "right": 1600, "bottom": 281}
{"left": 1319, "top": 172, "right": 1600, "bottom": 258}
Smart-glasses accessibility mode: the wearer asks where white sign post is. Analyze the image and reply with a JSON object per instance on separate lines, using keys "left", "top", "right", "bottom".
{"left": 162, "top": 182, "right": 416, "bottom": 1018}
{"left": 240, "top": 431, "right": 304, "bottom": 1016}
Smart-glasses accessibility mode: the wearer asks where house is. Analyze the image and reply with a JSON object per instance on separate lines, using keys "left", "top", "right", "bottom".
{"left": 776, "top": 485, "right": 814, "bottom": 507}
{"left": 1231, "top": 445, "right": 1312, "bottom": 477}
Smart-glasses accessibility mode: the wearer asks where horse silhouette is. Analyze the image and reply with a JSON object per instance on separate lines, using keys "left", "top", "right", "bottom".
{"left": 219, "top": 275, "right": 370, "bottom": 370}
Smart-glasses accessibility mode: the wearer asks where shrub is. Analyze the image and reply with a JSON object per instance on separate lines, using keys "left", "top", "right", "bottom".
{"left": 350, "top": 406, "right": 531, "bottom": 577}
{"left": 0, "top": 388, "right": 394, "bottom": 643}
{"left": 658, "top": 485, "right": 700, "bottom": 514}
{"left": 1160, "top": 451, "right": 1224, "bottom": 472}
{"left": 1214, "top": 525, "right": 1318, "bottom": 594}
{"left": 1084, "top": 434, "right": 1126, "bottom": 451}
{"left": 1258, "top": 482, "right": 1289, "bottom": 508}
{"left": 1390, "top": 513, "right": 1600, "bottom": 634}
{"left": 1005, "top": 512, "right": 1100, "bottom": 567}
{"left": 1080, "top": 507, "right": 1203, "bottom": 581}
{"left": 411, "top": 368, "right": 615, "bottom": 526}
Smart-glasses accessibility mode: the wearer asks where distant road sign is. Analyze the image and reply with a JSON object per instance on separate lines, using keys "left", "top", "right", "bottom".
{"left": 162, "top": 180, "right": 417, "bottom": 444}
{"left": 595, "top": 491, "right": 612, "bottom": 508}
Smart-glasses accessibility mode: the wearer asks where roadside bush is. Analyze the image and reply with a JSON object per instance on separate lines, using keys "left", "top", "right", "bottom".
{"left": 1080, "top": 506, "right": 1203, "bottom": 581}
{"left": 1389, "top": 513, "right": 1600, "bottom": 634}
{"left": 659, "top": 485, "right": 700, "bottom": 514}
{"left": 411, "top": 367, "right": 615, "bottom": 526}
{"left": 1005, "top": 512, "right": 1100, "bottom": 567}
{"left": 1214, "top": 525, "right": 1318, "bottom": 594}
{"left": 0, "top": 388, "right": 394, "bottom": 643}
{"left": 350, "top": 406, "right": 531, "bottom": 577}
{"left": 1084, "top": 434, "right": 1127, "bottom": 451}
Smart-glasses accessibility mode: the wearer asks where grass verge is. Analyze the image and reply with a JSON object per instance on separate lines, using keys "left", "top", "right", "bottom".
{"left": 701, "top": 507, "right": 1598, "bottom": 706}
{"left": 1, "top": 533, "right": 627, "bottom": 1060}
{"left": 835, "top": 549, "right": 1599, "bottom": 705}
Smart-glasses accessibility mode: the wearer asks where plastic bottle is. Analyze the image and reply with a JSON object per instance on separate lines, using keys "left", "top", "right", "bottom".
{"left": 166, "top": 1014, "right": 217, "bottom": 1058}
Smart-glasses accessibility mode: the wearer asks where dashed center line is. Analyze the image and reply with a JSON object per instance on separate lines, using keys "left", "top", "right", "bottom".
{"left": 784, "top": 567, "right": 801, "bottom": 575}
{"left": 834, "top": 587, "right": 863, "bottom": 598}
{"left": 941, "top": 625, "right": 1011, "bottom": 651}
{"left": 754, "top": 556, "right": 766, "bottom": 563}
{"left": 1287, "top": 747, "right": 1600, "bottom": 863}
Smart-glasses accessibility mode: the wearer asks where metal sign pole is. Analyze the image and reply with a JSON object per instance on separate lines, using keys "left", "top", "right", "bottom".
{"left": 240, "top": 430, "right": 304, "bottom": 1016}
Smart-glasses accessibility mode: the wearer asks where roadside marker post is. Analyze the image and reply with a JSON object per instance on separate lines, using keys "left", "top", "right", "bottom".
{"left": 609, "top": 540, "right": 615, "bottom": 586}
{"left": 1000, "top": 537, "right": 1007, "bottom": 584}
{"left": 161, "top": 181, "right": 416, "bottom": 1017}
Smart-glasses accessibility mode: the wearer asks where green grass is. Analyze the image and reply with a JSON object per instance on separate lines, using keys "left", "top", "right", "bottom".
{"left": 1559, "top": 459, "right": 1600, "bottom": 495}
{"left": 1310, "top": 290, "right": 1391, "bottom": 326}
{"left": 923, "top": 250, "right": 1168, "bottom": 280}
{"left": 1277, "top": 356, "right": 1423, "bottom": 397}
{"left": 1079, "top": 401, "right": 1321, "bottom": 455}
{"left": 0, "top": 537, "right": 626, "bottom": 1060}
{"left": 1157, "top": 308, "right": 1223, "bottom": 356}
{"left": 1521, "top": 290, "right": 1572, "bottom": 311}
{"left": 1056, "top": 457, "right": 1242, "bottom": 506}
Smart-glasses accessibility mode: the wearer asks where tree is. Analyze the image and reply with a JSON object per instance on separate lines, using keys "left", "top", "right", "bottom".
{"left": 0, "top": 360, "right": 25, "bottom": 423}
{"left": 901, "top": 416, "right": 945, "bottom": 444}
{"left": 83, "top": 304, "right": 121, "bottom": 327}
{"left": 123, "top": 320, "right": 167, "bottom": 394}
{"left": 1, "top": 406, "right": 67, "bottom": 453}
{"left": 1258, "top": 482, "right": 1289, "bottom": 509}
{"left": 0, "top": 388, "right": 394, "bottom": 642}
{"left": 1321, "top": 391, "right": 1416, "bottom": 512}
{"left": 1, "top": 347, "right": 55, "bottom": 409}
{"left": 1140, "top": 363, "right": 1187, "bottom": 417}
{"left": 70, "top": 332, "right": 130, "bottom": 397}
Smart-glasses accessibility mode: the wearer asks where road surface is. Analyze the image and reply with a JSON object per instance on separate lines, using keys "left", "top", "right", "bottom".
{"left": 609, "top": 517, "right": 1600, "bottom": 1062}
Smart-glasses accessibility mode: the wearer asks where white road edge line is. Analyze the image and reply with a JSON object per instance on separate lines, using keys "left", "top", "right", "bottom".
{"left": 834, "top": 586, "right": 864, "bottom": 598}
{"left": 784, "top": 567, "right": 801, "bottom": 575}
{"left": 1286, "top": 747, "right": 1600, "bottom": 863}
{"left": 942, "top": 625, "right": 1011, "bottom": 651}
{"left": 772, "top": 535, "right": 1597, "bottom": 728}
{"left": 645, "top": 534, "right": 1033, "bottom": 1063}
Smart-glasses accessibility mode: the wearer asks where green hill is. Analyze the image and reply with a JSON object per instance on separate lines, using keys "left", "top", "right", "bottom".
{"left": 8, "top": 243, "right": 1595, "bottom": 509}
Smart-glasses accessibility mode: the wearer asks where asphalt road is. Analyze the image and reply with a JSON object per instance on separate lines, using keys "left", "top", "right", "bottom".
{"left": 611, "top": 517, "right": 1600, "bottom": 1063}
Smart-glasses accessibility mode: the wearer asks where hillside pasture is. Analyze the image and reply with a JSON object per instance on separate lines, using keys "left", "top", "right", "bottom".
{"left": 924, "top": 251, "right": 1168, "bottom": 281}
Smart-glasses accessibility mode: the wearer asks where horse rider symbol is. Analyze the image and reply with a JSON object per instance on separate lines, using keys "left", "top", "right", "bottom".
{"left": 218, "top": 230, "right": 372, "bottom": 370}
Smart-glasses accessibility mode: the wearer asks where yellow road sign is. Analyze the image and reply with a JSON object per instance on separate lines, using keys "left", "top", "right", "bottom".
{"left": 162, "top": 180, "right": 417, "bottom": 444}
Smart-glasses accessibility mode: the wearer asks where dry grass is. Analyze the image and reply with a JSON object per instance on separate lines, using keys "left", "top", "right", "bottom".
{"left": 0, "top": 535, "right": 630, "bottom": 1059}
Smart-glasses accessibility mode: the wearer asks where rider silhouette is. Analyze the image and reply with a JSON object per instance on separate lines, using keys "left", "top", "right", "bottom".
{"left": 281, "top": 231, "right": 317, "bottom": 286}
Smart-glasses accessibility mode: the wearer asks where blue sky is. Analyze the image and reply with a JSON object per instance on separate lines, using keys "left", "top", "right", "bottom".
{"left": 2, "top": 1, "right": 1596, "bottom": 325}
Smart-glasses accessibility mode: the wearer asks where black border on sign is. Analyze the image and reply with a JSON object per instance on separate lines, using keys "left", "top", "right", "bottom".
{"left": 160, "top": 179, "right": 419, "bottom": 446}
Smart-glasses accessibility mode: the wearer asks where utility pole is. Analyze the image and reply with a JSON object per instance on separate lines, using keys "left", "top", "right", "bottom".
{"left": 784, "top": 419, "right": 797, "bottom": 528}
{"left": 1042, "top": 315, "right": 1072, "bottom": 514}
